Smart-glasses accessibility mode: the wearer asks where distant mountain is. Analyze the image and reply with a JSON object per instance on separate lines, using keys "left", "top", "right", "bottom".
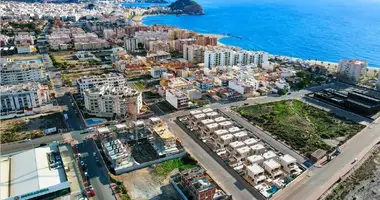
{"left": 168, "top": 0, "right": 204, "bottom": 15}
{"left": 138, "top": 0, "right": 168, "bottom": 3}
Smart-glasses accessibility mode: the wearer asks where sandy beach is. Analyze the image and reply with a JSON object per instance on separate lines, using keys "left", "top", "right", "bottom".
{"left": 131, "top": 14, "right": 155, "bottom": 24}
{"left": 198, "top": 33, "right": 226, "bottom": 39}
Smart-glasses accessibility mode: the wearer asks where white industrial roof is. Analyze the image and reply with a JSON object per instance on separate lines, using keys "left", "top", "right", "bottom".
{"left": 263, "top": 151, "right": 277, "bottom": 160}
{"left": 229, "top": 141, "right": 245, "bottom": 149}
{"left": 247, "top": 164, "right": 264, "bottom": 175}
{"left": 0, "top": 147, "right": 66, "bottom": 199}
{"left": 280, "top": 154, "right": 297, "bottom": 164}
{"left": 244, "top": 138, "right": 258, "bottom": 146}
{"left": 228, "top": 127, "right": 241, "bottom": 133}
{"left": 98, "top": 127, "right": 110, "bottom": 134}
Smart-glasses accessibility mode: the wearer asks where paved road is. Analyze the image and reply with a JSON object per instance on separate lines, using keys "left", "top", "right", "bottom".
{"left": 1, "top": 134, "right": 63, "bottom": 155}
{"left": 57, "top": 93, "right": 86, "bottom": 131}
{"left": 166, "top": 119, "right": 259, "bottom": 200}
{"left": 161, "top": 83, "right": 336, "bottom": 121}
{"left": 275, "top": 117, "right": 380, "bottom": 200}
{"left": 77, "top": 140, "right": 116, "bottom": 200}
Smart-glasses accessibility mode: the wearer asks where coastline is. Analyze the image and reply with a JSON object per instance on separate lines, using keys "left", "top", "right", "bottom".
{"left": 275, "top": 55, "right": 379, "bottom": 77}
{"left": 137, "top": 14, "right": 379, "bottom": 72}
{"left": 134, "top": 14, "right": 228, "bottom": 44}
{"left": 132, "top": 15, "right": 152, "bottom": 23}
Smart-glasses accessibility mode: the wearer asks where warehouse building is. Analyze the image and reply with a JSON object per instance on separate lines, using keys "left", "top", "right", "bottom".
{"left": 1, "top": 146, "right": 70, "bottom": 200}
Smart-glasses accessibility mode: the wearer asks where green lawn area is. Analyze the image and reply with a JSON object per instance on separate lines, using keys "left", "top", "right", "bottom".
{"left": 133, "top": 81, "right": 146, "bottom": 90}
{"left": 152, "top": 155, "right": 197, "bottom": 177}
{"left": 234, "top": 100, "right": 365, "bottom": 157}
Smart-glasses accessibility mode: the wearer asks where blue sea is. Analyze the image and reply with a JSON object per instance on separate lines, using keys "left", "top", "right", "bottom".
{"left": 127, "top": 0, "right": 380, "bottom": 67}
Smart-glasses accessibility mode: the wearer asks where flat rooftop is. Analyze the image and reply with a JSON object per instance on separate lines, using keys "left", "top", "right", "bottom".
{"left": 1, "top": 146, "right": 67, "bottom": 199}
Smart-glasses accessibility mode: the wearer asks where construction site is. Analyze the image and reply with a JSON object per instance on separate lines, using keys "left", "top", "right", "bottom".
{"left": 94, "top": 117, "right": 186, "bottom": 175}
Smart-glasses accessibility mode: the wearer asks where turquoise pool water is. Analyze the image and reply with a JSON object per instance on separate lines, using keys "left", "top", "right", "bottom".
{"left": 86, "top": 118, "right": 107, "bottom": 126}
{"left": 15, "top": 58, "right": 43, "bottom": 64}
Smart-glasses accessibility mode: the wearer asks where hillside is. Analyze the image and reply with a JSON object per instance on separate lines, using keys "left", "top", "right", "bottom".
{"left": 168, "top": 0, "right": 204, "bottom": 15}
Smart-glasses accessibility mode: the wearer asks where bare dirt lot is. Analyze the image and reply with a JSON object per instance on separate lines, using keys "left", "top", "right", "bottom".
{"left": 0, "top": 112, "right": 66, "bottom": 143}
{"left": 324, "top": 146, "right": 380, "bottom": 200}
{"left": 116, "top": 167, "right": 180, "bottom": 200}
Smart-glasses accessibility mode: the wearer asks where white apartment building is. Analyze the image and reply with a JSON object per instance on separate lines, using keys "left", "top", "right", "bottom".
{"left": 204, "top": 48, "right": 269, "bottom": 69}
{"left": 183, "top": 44, "right": 206, "bottom": 64}
{"left": 228, "top": 78, "right": 259, "bottom": 95}
{"left": 84, "top": 84, "right": 142, "bottom": 118}
{"left": 0, "top": 62, "right": 47, "bottom": 85}
{"left": 76, "top": 73, "right": 126, "bottom": 95}
{"left": 337, "top": 59, "right": 368, "bottom": 84}
{"left": 134, "top": 31, "right": 169, "bottom": 44}
{"left": 204, "top": 49, "right": 234, "bottom": 68}
{"left": 165, "top": 89, "right": 189, "bottom": 109}
{"left": 103, "top": 29, "right": 116, "bottom": 40}
{"left": 124, "top": 37, "right": 138, "bottom": 52}
{"left": 0, "top": 82, "right": 49, "bottom": 112}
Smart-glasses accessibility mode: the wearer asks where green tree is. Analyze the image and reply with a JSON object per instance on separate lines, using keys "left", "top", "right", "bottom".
{"left": 279, "top": 88, "right": 288, "bottom": 95}
{"left": 296, "top": 71, "right": 306, "bottom": 78}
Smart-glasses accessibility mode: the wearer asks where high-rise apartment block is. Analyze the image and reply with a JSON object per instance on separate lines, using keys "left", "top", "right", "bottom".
{"left": 0, "top": 61, "right": 47, "bottom": 85}
{"left": 83, "top": 84, "right": 142, "bottom": 118}
{"left": 0, "top": 82, "right": 49, "bottom": 112}
{"left": 337, "top": 59, "right": 368, "bottom": 84}
{"left": 76, "top": 73, "right": 127, "bottom": 95}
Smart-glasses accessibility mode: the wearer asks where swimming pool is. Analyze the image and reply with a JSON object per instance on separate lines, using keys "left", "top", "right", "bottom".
{"left": 14, "top": 58, "right": 43, "bottom": 64}
{"left": 85, "top": 118, "right": 107, "bottom": 126}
